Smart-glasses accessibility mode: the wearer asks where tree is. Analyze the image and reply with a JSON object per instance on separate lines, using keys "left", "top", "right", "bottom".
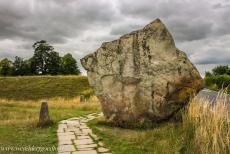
{"left": 13, "top": 56, "right": 24, "bottom": 75}
{"left": 28, "top": 57, "right": 36, "bottom": 75}
{"left": 13, "top": 56, "right": 31, "bottom": 75}
{"left": 32, "top": 40, "right": 54, "bottom": 74}
{"left": 212, "top": 65, "right": 230, "bottom": 75}
{"left": 0, "top": 58, "right": 13, "bottom": 76}
{"left": 205, "top": 71, "right": 212, "bottom": 77}
{"left": 47, "top": 51, "right": 61, "bottom": 75}
{"left": 61, "top": 53, "right": 80, "bottom": 75}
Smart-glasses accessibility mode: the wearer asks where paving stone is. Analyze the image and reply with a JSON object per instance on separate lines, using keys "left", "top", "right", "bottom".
{"left": 87, "top": 115, "right": 95, "bottom": 118}
{"left": 79, "top": 126, "right": 89, "bottom": 129}
{"left": 90, "top": 134, "right": 99, "bottom": 140}
{"left": 77, "top": 135, "right": 91, "bottom": 140}
{"left": 98, "top": 113, "right": 103, "bottom": 116}
{"left": 74, "top": 139, "right": 94, "bottom": 145}
{"left": 76, "top": 148, "right": 95, "bottom": 151}
{"left": 82, "top": 128, "right": 92, "bottom": 134}
{"left": 77, "top": 144, "right": 97, "bottom": 149}
{"left": 59, "top": 120, "right": 68, "bottom": 124}
{"left": 58, "top": 113, "right": 109, "bottom": 154}
{"left": 74, "top": 129, "right": 82, "bottom": 132}
{"left": 72, "top": 150, "right": 97, "bottom": 154}
{"left": 58, "top": 135, "right": 76, "bottom": 141}
{"left": 98, "top": 147, "right": 110, "bottom": 153}
{"left": 76, "top": 133, "right": 89, "bottom": 137}
{"left": 58, "top": 145, "right": 75, "bottom": 153}
{"left": 58, "top": 139, "right": 73, "bottom": 145}
{"left": 68, "top": 117, "right": 80, "bottom": 120}
{"left": 98, "top": 141, "right": 104, "bottom": 147}
{"left": 57, "top": 128, "right": 65, "bottom": 133}
{"left": 66, "top": 128, "right": 80, "bottom": 132}
{"left": 58, "top": 132, "right": 75, "bottom": 136}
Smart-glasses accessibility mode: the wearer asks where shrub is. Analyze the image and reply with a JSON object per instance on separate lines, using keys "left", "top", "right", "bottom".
{"left": 205, "top": 74, "right": 230, "bottom": 89}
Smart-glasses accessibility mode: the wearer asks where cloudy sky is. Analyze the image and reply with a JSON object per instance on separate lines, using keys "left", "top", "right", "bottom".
{"left": 0, "top": 0, "right": 230, "bottom": 76}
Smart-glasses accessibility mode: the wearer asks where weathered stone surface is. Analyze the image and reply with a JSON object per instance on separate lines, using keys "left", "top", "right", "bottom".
{"left": 58, "top": 145, "right": 76, "bottom": 153}
{"left": 77, "top": 144, "right": 97, "bottom": 149}
{"left": 37, "top": 101, "right": 53, "bottom": 127}
{"left": 72, "top": 150, "right": 97, "bottom": 154}
{"left": 81, "top": 19, "right": 204, "bottom": 124}
{"left": 98, "top": 147, "right": 110, "bottom": 153}
{"left": 74, "top": 139, "right": 94, "bottom": 145}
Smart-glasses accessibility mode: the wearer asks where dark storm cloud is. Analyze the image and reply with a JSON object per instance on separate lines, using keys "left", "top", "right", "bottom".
{"left": 114, "top": 0, "right": 230, "bottom": 67}
{"left": 0, "top": 0, "right": 230, "bottom": 74}
{"left": 0, "top": 0, "right": 117, "bottom": 43}
{"left": 117, "top": 0, "right": 230, "bottom": 41}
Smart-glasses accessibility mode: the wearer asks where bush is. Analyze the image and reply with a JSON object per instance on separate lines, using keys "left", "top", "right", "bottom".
{"left": 205, "top": 74, "right": 230, "bottom": 89}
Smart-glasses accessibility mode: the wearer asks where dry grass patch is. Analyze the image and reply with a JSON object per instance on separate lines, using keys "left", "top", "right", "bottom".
{"left": 184, "top": 91, "right": 230, "bottom": 154}
{"left": 0, "top": 96, "right": 101, "bottom": 127}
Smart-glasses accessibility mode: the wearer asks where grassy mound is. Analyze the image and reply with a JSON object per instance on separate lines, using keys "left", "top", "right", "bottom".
{"left": 0, "top": 75, "right": 93, "bottom": 100}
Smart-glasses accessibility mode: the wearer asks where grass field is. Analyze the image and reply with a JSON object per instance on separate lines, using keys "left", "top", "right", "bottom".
{"left": 0, "top": 76, "right": 229, "bottom": 154}
{"left": 0, "top": 75, "right": 99, "bottom": 154}
{"left": 0, "top": 76, "right": 93, "bottom": 100}
{"left": 0, "top": 96, "right": 101, "bottom": 154}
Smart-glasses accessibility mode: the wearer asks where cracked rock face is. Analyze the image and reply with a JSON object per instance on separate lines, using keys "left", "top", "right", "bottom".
{"left": 81, "top": 19, "right": 204, "bottom": 124}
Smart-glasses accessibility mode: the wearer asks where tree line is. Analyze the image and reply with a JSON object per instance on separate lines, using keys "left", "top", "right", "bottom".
{"left": 0, "top": 40, "right": 81, "bottom": 76}
{"left": 205, "top": 65, "right": 230, "bottom": 91}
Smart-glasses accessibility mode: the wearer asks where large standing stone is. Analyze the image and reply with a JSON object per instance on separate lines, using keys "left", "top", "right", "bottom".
{"left": 81, "top": 19, "right": 203, "bottom": 124}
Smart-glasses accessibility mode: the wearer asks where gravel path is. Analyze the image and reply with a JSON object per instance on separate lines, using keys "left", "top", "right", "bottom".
{"left": 57, "top": 113, "right": 111, "bottom": 154}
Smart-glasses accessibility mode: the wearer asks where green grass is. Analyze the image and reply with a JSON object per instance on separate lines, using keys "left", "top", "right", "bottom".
{"left": 88, "top": 118, "right": 187, "bottom": 154}
{"left": 0, "top": 75, "right": 93, "bottom": 100}
{"left": 0, "top": 97, "right": 101, "bottom": 154}
{"left": 0, "top": 125, "right": 57, "bottom": 154}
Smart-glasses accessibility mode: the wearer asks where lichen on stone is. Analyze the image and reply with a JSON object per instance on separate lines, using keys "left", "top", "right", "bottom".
{"left": 81, "top": 18, "right": 204, "bottom": 125}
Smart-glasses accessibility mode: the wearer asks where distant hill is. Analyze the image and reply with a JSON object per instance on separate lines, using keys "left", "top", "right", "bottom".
{"left": 0, "top": 76, "right": 93, "bottom": 100}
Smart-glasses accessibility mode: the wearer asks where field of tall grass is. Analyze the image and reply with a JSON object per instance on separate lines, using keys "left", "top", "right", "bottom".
{"left": 183, "top": 91, "right": 230, "bottom": 154}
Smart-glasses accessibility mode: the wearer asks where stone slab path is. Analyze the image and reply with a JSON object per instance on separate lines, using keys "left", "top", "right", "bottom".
{"left": 57, "top": 113, "right": 111, "bottom": 154}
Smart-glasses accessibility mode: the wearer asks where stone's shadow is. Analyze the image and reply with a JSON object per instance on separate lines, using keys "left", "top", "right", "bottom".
{"left": 37, "top": 120, "right": 54, "bottom": 128}
{"left": 94, "top": 115, "right": 182, "bottom": 130}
